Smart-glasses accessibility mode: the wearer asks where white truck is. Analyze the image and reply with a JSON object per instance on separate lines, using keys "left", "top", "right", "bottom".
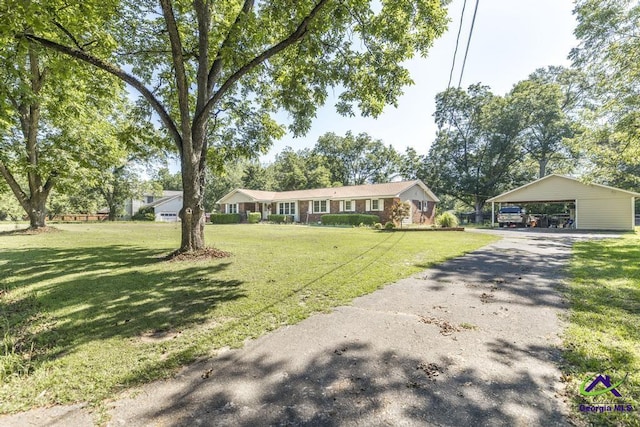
{"left": 497, "top": 206, "right": 530, "bottom": 228}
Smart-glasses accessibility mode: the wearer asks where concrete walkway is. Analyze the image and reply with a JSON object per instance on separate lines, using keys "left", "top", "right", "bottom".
{"left": 2, "top": 230, "right": 616, "bottom": 426}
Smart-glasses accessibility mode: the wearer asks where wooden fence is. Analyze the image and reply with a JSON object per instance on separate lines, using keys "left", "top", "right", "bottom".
{"left": 50, "top": 214, "right": 110, "bottom": 222}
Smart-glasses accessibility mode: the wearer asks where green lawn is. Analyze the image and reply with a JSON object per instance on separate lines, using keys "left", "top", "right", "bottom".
{"left": 0, "top": 223, "right": 496, "bottom": 414}
{"left": 564, "top": 230, "right": 640, "bottom": 426}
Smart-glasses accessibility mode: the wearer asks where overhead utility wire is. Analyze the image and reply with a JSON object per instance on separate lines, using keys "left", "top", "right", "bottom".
{"left": 457, "top": 0, "right": 480, "bottom": 88}
{"left": 446, "top": 0, "right": 468, "bottom": 91}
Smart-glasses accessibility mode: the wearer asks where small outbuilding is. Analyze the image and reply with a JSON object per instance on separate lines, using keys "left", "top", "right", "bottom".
{"left": 487, "top": 174, "right": 640, "bottom": 231}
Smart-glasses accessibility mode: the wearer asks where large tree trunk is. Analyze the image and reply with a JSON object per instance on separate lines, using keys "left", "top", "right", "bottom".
{"left": 27, "top": 195, "right": 47, "bottom": 228}
{"left": 107, "top": 207, "right": 117, "bottom": 221}
{"left": 539, "top": 158, "right": 548, "bottom": 179}
{"left": 179, "top": 152, "right": 206, "bottom": 252}
{"left": 474, "top": 197, "right": 484, "bottom": 225}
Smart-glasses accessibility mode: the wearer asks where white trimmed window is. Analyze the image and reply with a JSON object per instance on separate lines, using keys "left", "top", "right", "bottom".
{"left": 227, "top": 203, "right": 238, "bottom": 213}
{"left": 344, "top": 200, "right": 354, "bottom": 211}
{"left": 417, "top": 201, "right": 423, "bottom": 211}
{"left": 278, "top": 202, "right": 296, "bottom": 215}
{"left": 370, "top": 199, "right": 383, "bottom": 211}
{"left": 313, "top": 200, "right": 328, "bottom": 213}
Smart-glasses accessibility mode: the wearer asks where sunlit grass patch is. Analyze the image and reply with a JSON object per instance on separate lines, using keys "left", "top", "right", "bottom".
{"left": 564, "top": 231, "right": 640, "bottom": 426}
{"left": 0, "top": 223, "right": 496, "bottom": 415}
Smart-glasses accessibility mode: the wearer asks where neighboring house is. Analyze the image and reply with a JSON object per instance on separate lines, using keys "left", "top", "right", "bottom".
{"left": 125, "top": 190, "right": 183, "bottom": 222}
{"left": 217, "top": 180, "right": 439, "bottom": 225}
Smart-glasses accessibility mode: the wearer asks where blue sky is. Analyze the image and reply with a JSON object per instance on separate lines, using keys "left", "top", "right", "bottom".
{"left": 262, "top": 0, "right": 578, "bottom": 162}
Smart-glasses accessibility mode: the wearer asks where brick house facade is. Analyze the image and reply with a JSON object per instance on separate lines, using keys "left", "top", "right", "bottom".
{"left": 217, "top": 180, "right": 439, "bottom": 225}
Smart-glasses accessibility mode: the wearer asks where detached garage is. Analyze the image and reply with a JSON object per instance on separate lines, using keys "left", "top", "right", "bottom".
{"left": 487, "top": 174, "right": 640, "bottom": 231}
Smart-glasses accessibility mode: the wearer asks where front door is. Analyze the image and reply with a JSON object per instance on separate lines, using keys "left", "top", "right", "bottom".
{"left": 262, "top": 203, "right": 270, "bottom": 220}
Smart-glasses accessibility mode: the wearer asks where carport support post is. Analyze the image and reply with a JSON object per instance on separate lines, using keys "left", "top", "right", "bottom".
{"left": 491, "top": 202, "right": 495, "bottom": 228}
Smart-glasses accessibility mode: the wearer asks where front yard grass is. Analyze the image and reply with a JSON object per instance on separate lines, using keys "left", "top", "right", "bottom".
{"left": 0, "top": 223, "right": 497, "bottom": 414}
{"left": 564, "top": 230, "right": 640, "bottom": 426}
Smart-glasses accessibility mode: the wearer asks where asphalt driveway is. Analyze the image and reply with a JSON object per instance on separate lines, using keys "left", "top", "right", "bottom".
{"left": 1, "top": 229, "right": 620, "bottom": 426}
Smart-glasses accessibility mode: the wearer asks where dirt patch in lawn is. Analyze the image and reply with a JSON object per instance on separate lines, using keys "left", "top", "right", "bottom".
{"left": 162, "top": 247, "right": 232, "bottom": 262}
{"left": 0, "top": 226, "right": 61, "bottom": 236}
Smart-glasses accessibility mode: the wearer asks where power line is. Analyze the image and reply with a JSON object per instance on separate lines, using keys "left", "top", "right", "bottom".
{"left": 446, "top": 0, "right": 468, "bottom": 91}
{"left": 458, "top": 0, "right": 480, "bottom": 88}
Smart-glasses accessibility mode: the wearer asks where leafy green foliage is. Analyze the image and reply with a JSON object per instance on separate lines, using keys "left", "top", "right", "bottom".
{"left": 0, "top": 192, "right": 23, "bottom": 221}
{"left": 0, "top": 27, "right": 125, "bottom": 227}
{"left": 320, "top": 214, "right": 379, "bottom": 226}
{"left": 571, "top": 0, "right": 640, "bottom": 188}
{"left": 267, "top": 214, "right": 293, "bottom": 224}
{"left": 272, "top": 147, "right": 332, "bottom": 191}
{"left": 384, "top": 221, "right": 396, "bottom": 230}
{"left": 390, "top": 200, "right": 411, "bottom": 227}
{"left": 425, "top": 84, "right": 533, "bottom": 223}
{"left": 247, "top": 212, "right": 261, "bottom": 224}
{"left": 17, "top": 0, "right": 449, "bottom": 250}
{"left": 132, "top": 206, "right": 155, "bottom": 221}
{"left": 153, "top": 167, "right": 183, "bottom": 191}
{"left": 210, "top": 213, "right": 241, "bottom": 224}
{"left": 510, "top": 67, "right": 583, "bottom": 178}
{"left": 314, "top": 132, "right": 401, "bottom": 185}
{"left": 435, "top": 212, "right": 459, "bottom": 228}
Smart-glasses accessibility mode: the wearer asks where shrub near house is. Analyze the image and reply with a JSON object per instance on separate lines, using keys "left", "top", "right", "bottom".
{"left": 210, "top": 213, "right": 242, "bottom": 224}
{"left": 321, "top": 214, "right": 379, "bottom": 226}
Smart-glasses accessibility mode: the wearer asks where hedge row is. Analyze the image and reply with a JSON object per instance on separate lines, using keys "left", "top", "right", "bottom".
{"left": 268, "top": 214, "right": 294, "bottom": 224}
{"left": 321, "top": 214, "right": 380, "bottom": 226}
{"left": 210, "top": 213, "right": 242, "bottom": 224}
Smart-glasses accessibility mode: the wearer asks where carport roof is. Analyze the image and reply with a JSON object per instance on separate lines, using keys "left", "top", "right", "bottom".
{"left": 487, "top": 174, "right": 640, "bottom": 203}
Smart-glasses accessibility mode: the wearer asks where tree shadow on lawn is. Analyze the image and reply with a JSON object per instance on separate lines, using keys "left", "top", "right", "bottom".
{"left": 125, "top": 339, "right": 567, "bottom": 426}
{"left": 0, "top": 245, "right": 166, "bottom": 291}
{"left": 0, "top": 245, "right": 245, "bottom": 366}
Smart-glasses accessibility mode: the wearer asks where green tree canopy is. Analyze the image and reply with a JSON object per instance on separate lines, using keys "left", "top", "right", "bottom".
{"left": 510, "top": 67, "right": 582, "bottom": 178}
{"left": 0, "top": 20, "right": 124, "bottom": 228}
{"left": 571, "top": 0, "right": 640, "bottom": 187}
{"left": 425, "top": 84, "right": 531, "bottom": 223}
{"left": 16, "top": 0, "right": 449, "bottom": 251}
{"left": 314, "top": 131, "right": 401, "bottom": 185}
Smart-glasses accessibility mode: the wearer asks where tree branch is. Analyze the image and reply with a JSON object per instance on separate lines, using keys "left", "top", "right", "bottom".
{"left": 207, "top": 0, "right": 254, "bottom": 94}
{"left": 194, "top": 0, "right": 211, "bottom": 153}
{"left": 52, "top": 20, "right": 84, "bottom": 51}
{"left": 195, "top": 0, "right": 330, "bottom": 131}
{"left": 21, "top": 33, "right": 183, "bottom": 152}
{"left": 0, "top": 162, "right": 29, "bottom": 212}
{"left": 159, "top": 0, "right": 192, "bottom": 142}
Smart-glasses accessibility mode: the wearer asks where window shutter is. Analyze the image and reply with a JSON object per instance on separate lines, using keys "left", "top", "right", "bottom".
{"left": 309, "top": 201, "right": 312, "bottom": 214}
{"left": 366, "top": 199, "right": 371, "bottom": 211}
{"left": 339, "top": 201, "right": 344, "bottom": 212}
{"left": 378, "top": 199, "right": 384, "bottom": 211}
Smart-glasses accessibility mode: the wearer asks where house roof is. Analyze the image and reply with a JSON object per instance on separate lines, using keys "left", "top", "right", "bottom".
{"left": 487, "top": 174, "right": 640, "bottom": 203}
{"left": 146, "top": 194, "right": 183, "bottom": 208}
{"left": 217, "top": 180, "right": 439, "bottom": 204}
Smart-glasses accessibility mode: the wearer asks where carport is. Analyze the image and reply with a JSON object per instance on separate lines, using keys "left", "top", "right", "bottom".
{"left": 487, "top": 174, "right": 640, "bottom": 231}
